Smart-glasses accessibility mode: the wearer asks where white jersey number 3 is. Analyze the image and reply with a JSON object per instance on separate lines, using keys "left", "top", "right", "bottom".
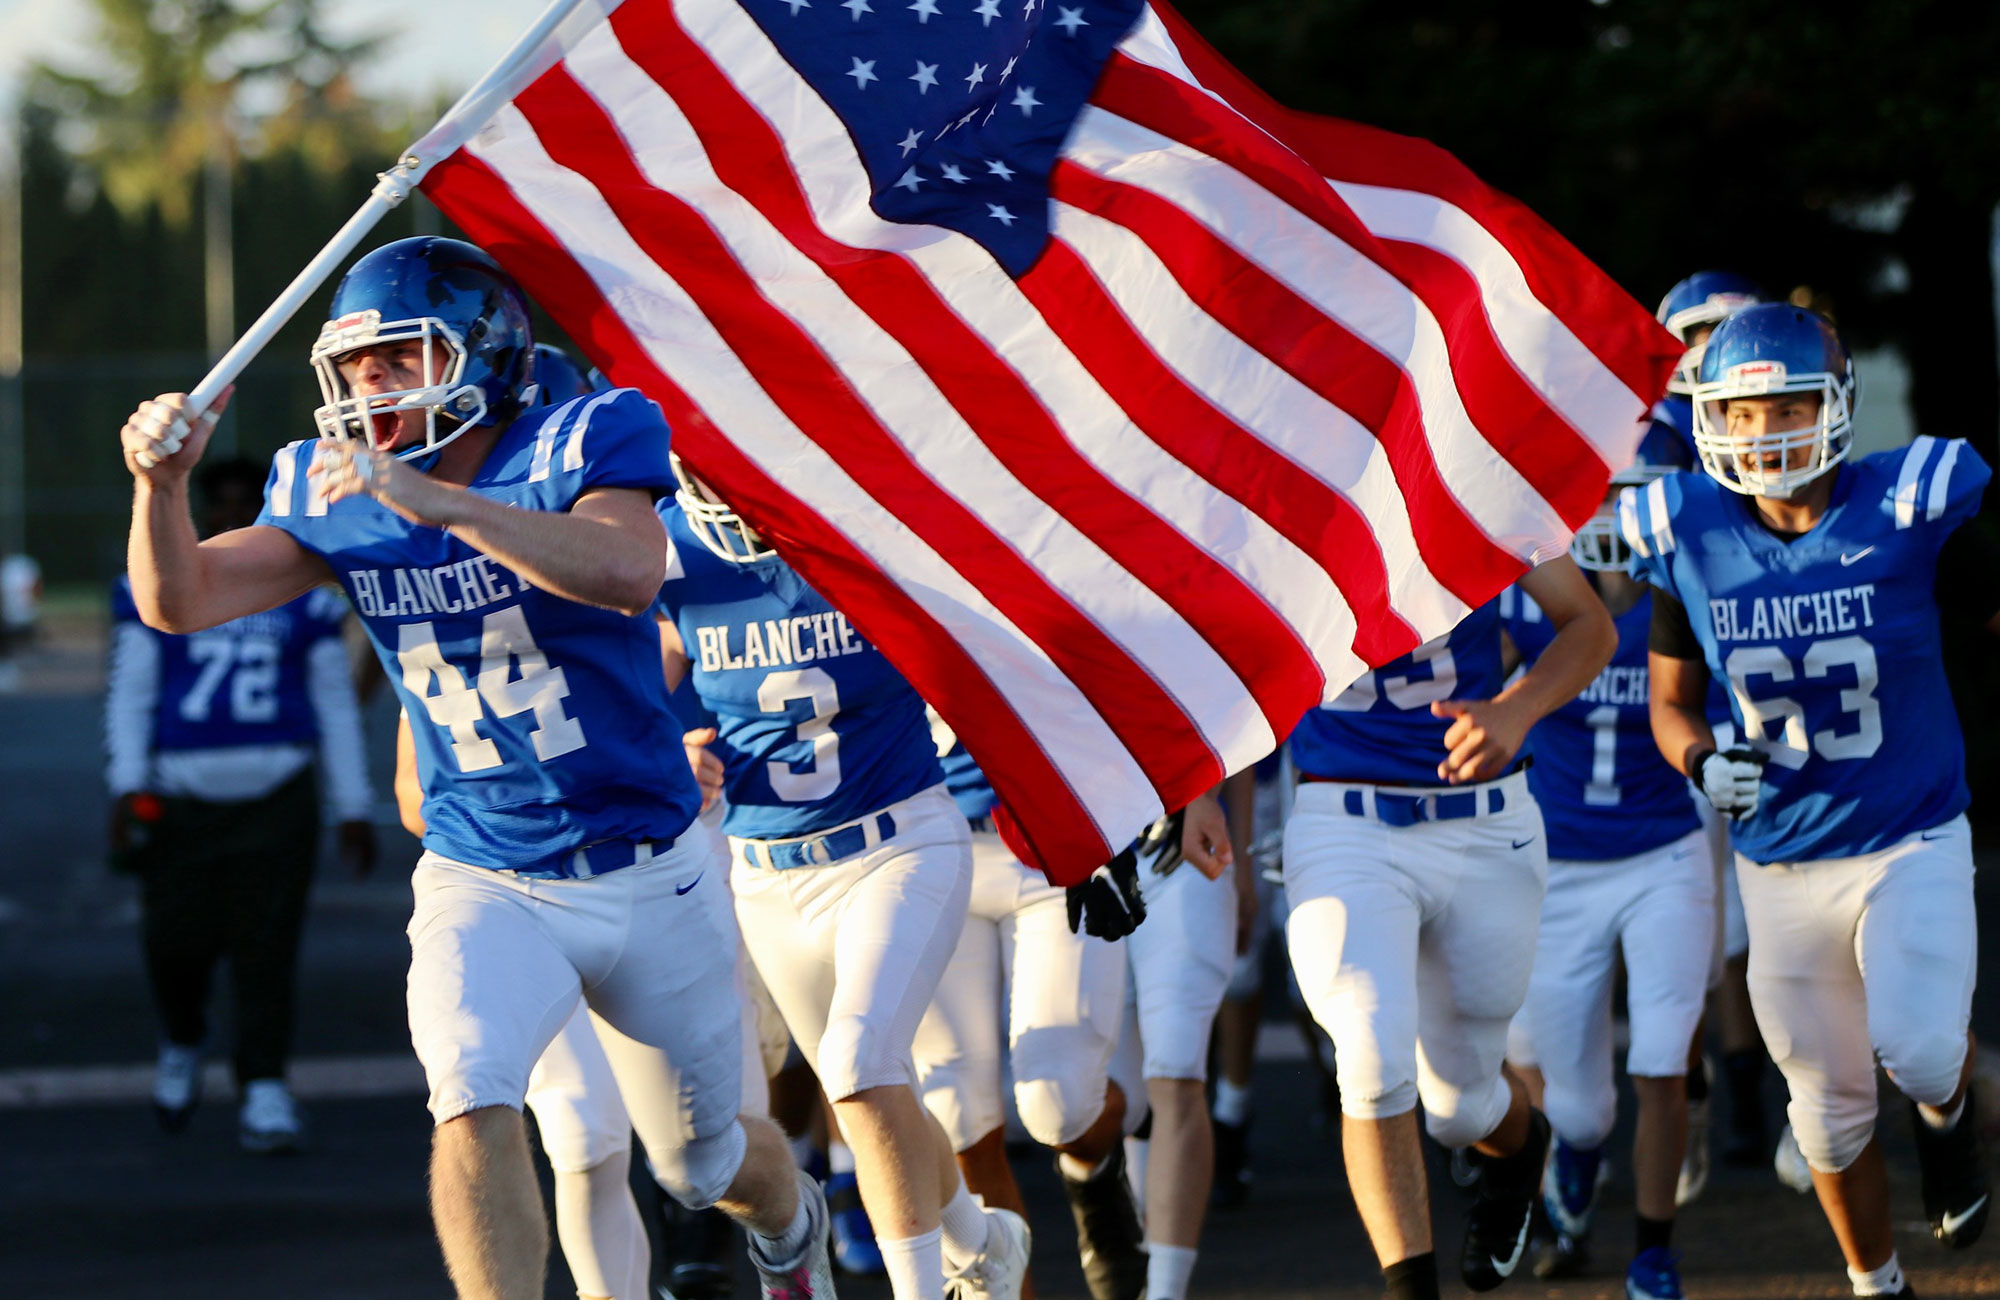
{"left": 398, "top": 608, "right": 588, "bottom": 773}
{"left": 759, "top": 667, "right": 842, "bottom": 802}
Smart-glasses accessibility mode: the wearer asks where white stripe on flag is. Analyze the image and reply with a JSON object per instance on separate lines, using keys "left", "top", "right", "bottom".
{"left": 557, "top": 35, "right": 1274, "bottom": 768}
{"left": 1049, "top": 199, "right": 1467, "bottom": 651}
{"left": 1064, "top": 108, "right": 1572, "bottom": 563}
{"left": 464, "top": 107, "right": 1162, "bottom": 829}
{"left": 1326, "top": 180, "right": 1651, "bottom": 462}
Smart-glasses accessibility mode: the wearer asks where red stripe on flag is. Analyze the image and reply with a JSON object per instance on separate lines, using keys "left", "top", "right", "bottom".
{"left": 423, "top": 148, "right": 1115, "bottom": 880}
{"left": 1016, "top": 237, "right": 1421, "bottom": 665}
{"left": 508, "top": 64, "right": 1226, "bottom": 803}
{"left": 603, "top": 1, "right": 1325, "bottom": 740}
{"left": 1137, "top": 2, "right": 1681, "bottom": 405}
{"left": 1087, "top": 64, "right": 1610, "bottom": 524}
{"left": 1048, "top": 161, "right": 1524, "bottom": 606}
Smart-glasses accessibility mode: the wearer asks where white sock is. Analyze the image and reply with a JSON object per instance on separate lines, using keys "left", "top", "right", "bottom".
{"left": 1146, "top": 1242, "right": 1198, "bottom": 1300}
{"left": 879, "top": 1227, "right": 946, "bottom": 1300}
{"left": 754, "top": 1194, "right": 814, "bottom": 1266}
{"left": 1058, "top": 1151, "right": 1107, "bottom": 1182}
{"left": 1213, "top": 1079, "right": 1253, "bottom": 1127}
{"left": 939, "top": 1182, "right": 989, "bottom": 1271}
{"left": 1125, "top": 1136, "right": 1151, "bottom": 1223}
{"left": 1919, "top": 1097, "right": 1967, "bottom": 1131}
{"left": 829, "top": 1138, "right": 858, "bottom": 1174}
{"left": 1847, "top": 1251, "right": 1904, "bottom": 1297}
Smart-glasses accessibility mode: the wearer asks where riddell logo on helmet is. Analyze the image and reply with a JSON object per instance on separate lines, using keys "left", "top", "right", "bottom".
{"left": 1727, "top": 360, "right": 1787, "bottom": 391}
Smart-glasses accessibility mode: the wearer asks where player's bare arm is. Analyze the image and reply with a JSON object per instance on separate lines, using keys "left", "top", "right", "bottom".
{"left": 1431, "top": 555, "right": 1616, "bottom": 784}
{"left": 122, "top": 389, "right": 335, "bottom": 633}
{"left": 1646, "top": 652, "right": 1716, "bottom": 779}
{"left": 393, "top": 709, "right": 425, "bottom": 838}
{"left": 311, "top": 442, "right": 666, "bottom": 616}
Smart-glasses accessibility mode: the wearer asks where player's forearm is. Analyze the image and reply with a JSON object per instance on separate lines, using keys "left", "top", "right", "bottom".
{"left": 1649, "top": 697, "right": 1716, "bottom": 778}
{"left": 1490, "top": 607, "right": 1616, "bottom": 728}
{"left": 434, "top": 491, "right": 664, "bottom": 615}
{"left": 127, "top": 479, "right": 214, "bottom": 633}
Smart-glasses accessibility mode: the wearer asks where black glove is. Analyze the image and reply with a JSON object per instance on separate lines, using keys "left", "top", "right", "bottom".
{"left": 1067, "top": 845, "right": 1148, "bottom": 939}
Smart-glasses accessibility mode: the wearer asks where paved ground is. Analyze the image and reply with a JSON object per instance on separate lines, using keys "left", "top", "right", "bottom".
{"left": 5, "top": 609, "right": 2000, "bottom": 1298}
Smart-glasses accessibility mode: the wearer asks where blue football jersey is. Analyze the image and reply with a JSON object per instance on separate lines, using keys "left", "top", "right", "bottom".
{"left": 111, "top": 576, "right": 344, "bottom": 751}
{"left": 255, "top": 389, "right": 701, "bottom": 874}
{"left": 1288, "top": 600, "right": 1511, "bottom": 785}
{"left": 655, "top": 505, "right": 943, "bottom": 839}
{"left": 1623, "top": 438, "right": 1989, "bottom": 862}
{"left": 1501, "top": 585, "right": 1699, "bottom": 861}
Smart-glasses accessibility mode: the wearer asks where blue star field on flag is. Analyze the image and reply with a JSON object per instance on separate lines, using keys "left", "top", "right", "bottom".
{"left": 741, "top": 0, "right": 1145, "bottom": 276}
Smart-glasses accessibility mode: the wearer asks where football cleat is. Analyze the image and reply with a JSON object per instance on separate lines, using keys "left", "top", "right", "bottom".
{"left": 1532, "top": 1229, "right": 1589, "bottom": 1280}
{"left": 1543, "top": 1137, "right": 1606, "bottom": 1239}
{"left": 1210, "top": 1116, "right": 1251, "bottom": 1209}
{"left": 237, "top": 1079, "right": 303, "bottom": 1154}
{"left": 1911, "top": 1090, "right": 1990, "bottom": 1250}
{"left": 748, "top": 1172, "right": 836, "bottom": 1300}
{"left": 152, "top": 1043, "right": 202, "bottom": 1133}
{"left": 1060, "top": 1147, "right": 1148, "bottom": 1300}
{"left": 1460, "top": 1110, "right": 1550, "bottom": 1293}
{"left": 824, "top": 1170, "right": 885, "bottom": 1276}
{"left": 658, "top": 1201, "right": 738, "bottom": 1300}
{"left": 1624, "top": 1246, "right": 1684, "bottom": 1300}
{"left": 1772, "top": 1125, "right": 1815, "bottom": 1195}
{"left": 945, "top": 1204, "right": 1031, "bottom": 1300}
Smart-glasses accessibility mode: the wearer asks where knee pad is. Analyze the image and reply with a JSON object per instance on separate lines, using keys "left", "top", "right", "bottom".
{"left": 1014, "top": 1075, "right": 1103, "bottom": 1149}
{"left": 1878, "top": 1031, "right": 1968, "bottom": 1109}
{"left": 1421, "top": 1076, "right": 1512, "bottom": 1151}
{"left": 648, "top": 1119, "right": 749, "bottom": 1210}
{"left": 1788, "top": 1096, "right": 1875, "bottom": 1174}
{"left": 1337, "top": 1075, "right": 1419, "bottom": 1124}
{"left": 814, "top": 1015, "right": 912, "bottom": 1102}
{"left": 1541, "top": 1079, "right": 1617, "bottom": 1152}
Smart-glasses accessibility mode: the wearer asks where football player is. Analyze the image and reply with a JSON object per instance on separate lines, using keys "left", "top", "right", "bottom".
{"left": 1282, "top": 562, "right": 1615, "bottom": 1300}
{"left": 911, "top": 719, "right": 1147, "bottom": 1300}
{"left": 1501, "top": 466, "right": 1713, "bottom": 1300}
{"left": 655, "top": 471, "right": 1028, "bottom": 1300}
{"left": 117, "top": 237, "right": 826, "bottom": 1300}
{"left": 1626, "top": 302, "right": 2000, "bottom": 1299}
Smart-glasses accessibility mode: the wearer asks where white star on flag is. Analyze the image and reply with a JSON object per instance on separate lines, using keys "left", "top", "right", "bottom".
{"left": 1012, "top": 86, "right": 1041, "bottom": 115}
{"left": 940, "top": 163, "right": 968, "bottom": 182}
{"left": 908, "top": 0, "right": 940, "bottom": 17}
{"left": 893, "top": 167, "right": 923, "bottom": 191}
{"left": 973, "top": 0, "right": 1002, "bottom": 25}
{"left": 782, "top": 0, "right": 811, "bottom": 12}
{"left": 964, "top": 61, "right": 987, "bottom": 90}
{"left": 911, "top": 61, "right": 939, "bottom": 92}
{"left": 897, "top": 128, "right": 923, "bottom": 156}
{"left": 846, "top": 57, "right": 878, "bottom": 88}
{"left": 1054, "top": 6, "right": 1087, "bottom": 34}
{"left": 987, "top": 203, "right": 1016, "bottom": 226}
{"left": 1000, "top": 56, "right": 1018, "bottom": 82}
{"left": 985, "top": 158, "right": 1015, "bottom": 179}
{"left": 842, "top": 0, "right": 872, "bottom": 17}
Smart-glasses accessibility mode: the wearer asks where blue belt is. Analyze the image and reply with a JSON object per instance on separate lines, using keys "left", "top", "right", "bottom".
{"left": 505, "top": 837, "right": 671, "bottom": 881}
{"left": 1342, "top": 786, "right": 1507, "bottom": 828}
{"left": 746, "top": 812, "right": 898, "bottom": 869}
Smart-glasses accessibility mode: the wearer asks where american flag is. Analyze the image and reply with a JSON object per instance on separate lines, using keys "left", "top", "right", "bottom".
{"left": 415, "top": 0, "right": 1681, "bottom": 883}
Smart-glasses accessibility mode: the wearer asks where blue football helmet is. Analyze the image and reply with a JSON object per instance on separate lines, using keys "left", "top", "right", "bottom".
{"left": 1691, "top": 303, "right": 1856, "bottom": 499}
{"left": 530, "top": 343, "right": 606, "bottom": 407}
{"left": 310, "top": 237, "right": 534, "bottom": 458}
{"left": 1656, "top": 271, "right": 1764, "bottom": 397}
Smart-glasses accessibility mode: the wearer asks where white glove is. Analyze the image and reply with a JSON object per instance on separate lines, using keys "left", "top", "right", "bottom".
{"left": 1694, "top": 747, "right": 1766, "bottom": 817}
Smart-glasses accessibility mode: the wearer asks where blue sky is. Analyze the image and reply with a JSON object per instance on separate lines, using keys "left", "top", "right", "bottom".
{"left": 0, "top": 0, "right": 552, "bottom": 113}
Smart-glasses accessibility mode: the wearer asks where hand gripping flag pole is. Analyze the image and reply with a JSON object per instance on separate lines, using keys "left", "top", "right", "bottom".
{"left": 144, "top": 0, "right": 600, "bottom": 461}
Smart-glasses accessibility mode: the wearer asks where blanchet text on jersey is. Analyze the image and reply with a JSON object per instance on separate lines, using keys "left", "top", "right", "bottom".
{"left": 1708, "top": 584, "right": 1878, "bottom": 643}
{"left": 694, "top": 613, "right": 869, "bottom": 673}
{"left": 349, "top": 555, "right": 520, "bottom": 619}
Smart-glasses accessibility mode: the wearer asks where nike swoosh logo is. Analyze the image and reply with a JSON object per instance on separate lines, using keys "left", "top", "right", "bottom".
{"left": 1921, "top": 831, "right": 1950, "bottom": 841}
{"left": 1840, "top": 546, "right": 1876, "bottom": 566}
{"left": 1490, "top": 1213, "right": 1530, "bottom": 1278}
{"left": 1511, "top": 838, "right": 1536, "bottom": 850}
{"left": 676, "top": 872, "right": 704, "bottom": 896}
{"left": 1942, "top": 1193, "right": 1988, "bottom": 1237}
